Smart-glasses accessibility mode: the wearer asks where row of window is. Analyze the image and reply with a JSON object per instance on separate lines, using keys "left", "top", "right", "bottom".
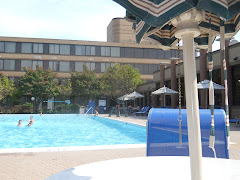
{"left": 0, "top": 41, "right": 182, "bottom": 59}
{"left": 0, "top": 59, "right": 159, "bottom": 74}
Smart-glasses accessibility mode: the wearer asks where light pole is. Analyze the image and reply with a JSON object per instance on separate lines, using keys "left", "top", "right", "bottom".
{"left": 31, "top": 97, "right": 35, "bottom": 113}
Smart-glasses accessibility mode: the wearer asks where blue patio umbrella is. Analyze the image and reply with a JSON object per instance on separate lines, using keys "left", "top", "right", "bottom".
{"left": 113, "top": 1, "right": 240, "bottom": 180}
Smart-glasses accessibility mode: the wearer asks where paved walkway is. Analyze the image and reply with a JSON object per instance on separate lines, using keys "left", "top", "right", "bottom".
{"left": 0, "top": 114, "right": 239, "bottom": 180}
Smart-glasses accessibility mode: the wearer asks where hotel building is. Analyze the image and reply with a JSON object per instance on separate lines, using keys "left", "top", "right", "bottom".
{"left": 0, "top": 18, "right": 239, "bottom": 118}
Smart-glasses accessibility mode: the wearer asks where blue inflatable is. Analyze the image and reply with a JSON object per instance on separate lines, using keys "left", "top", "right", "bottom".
{"left": 147, "top": 108, "right": 229, "bottom": 158}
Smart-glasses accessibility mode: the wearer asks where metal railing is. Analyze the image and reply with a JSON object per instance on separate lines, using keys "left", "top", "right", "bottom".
{"left": 85, "top": 107, "right": 93, "bottom": 114}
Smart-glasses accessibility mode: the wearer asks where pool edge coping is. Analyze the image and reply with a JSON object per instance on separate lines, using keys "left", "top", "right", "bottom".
{"left": 0, "top": 144, "right": 146, "bottom": 154}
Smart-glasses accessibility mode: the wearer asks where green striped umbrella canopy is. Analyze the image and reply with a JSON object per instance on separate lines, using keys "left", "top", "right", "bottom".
{"left": 127, "top": 9, "right": 240, "bottom": 49}
{"left": 116, "top": 0, "right": 240, "bottom": 28}
{"left": 132, "top": 16, "right": 211, "bottom": 48}
{"left": 113, "top": 1, "right": 240, "bottom": 179}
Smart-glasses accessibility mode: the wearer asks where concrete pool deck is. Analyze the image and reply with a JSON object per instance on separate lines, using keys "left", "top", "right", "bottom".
{"left": 0, "top": 114, "right": 239, "bottom": 180}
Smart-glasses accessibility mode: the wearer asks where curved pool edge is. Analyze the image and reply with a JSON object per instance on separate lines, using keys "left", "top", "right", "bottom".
{"left": 99, "top": 115, "right": 147, "bottom": 127}
{"left": 0, "top": 144, "right": 146, "bottom": 154}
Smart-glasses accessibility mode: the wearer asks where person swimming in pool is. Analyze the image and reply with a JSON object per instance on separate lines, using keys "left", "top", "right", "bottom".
{"left": 27, "top": 120, "right": 33, "bottom": 126}
{"left": 17, "top": 120, "right": 22, "bottom": 126}
{"left": 94, "top": 109, "right": 99, "bottom": 117}
{"left": 25, "top": 116, "right": 35, "bottom": 126}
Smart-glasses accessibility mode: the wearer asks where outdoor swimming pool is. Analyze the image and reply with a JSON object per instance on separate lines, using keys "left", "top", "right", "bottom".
{"left": 0, "top": 114, "right": 146, "bottom": 149}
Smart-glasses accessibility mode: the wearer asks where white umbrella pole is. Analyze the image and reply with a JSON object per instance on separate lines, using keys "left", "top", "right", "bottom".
{"left": 205, "top": 89, "right": 208, "bottom": 109}
{"left": 182, "top": 33, "right": 203, "bottom": 180}
{"left": 164, "top": 95, "right": 166, "bottom": 107}
{"left": 172, "top": 9, "right": 203, "bottom": 180}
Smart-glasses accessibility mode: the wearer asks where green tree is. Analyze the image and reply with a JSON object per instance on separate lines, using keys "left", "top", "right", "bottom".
{"left": 101, "top": 63, "right": 143, "bottom": 99}
{"left": 56, "top": 79, "right": 72, "bottom": 100}
{"left": 0, "top": 74, "right": 16, "bottom": 112}
{"left": 71, "top": 65, "right": 101, "bottom": 105}
{"left": 0, "top": 74, "right": 15, "bottom": 101}
{"left": 20, "top": 65, "right": 58, "bottom": 113}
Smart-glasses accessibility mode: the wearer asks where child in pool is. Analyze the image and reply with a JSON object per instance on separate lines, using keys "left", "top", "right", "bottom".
{"left": 17, "top": 120, "right": 22, "bottom": 126}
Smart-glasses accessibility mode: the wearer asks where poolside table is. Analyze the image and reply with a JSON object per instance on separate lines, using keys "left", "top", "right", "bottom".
{"left": 47, "top": 156, "right": 240, "bottom": 180}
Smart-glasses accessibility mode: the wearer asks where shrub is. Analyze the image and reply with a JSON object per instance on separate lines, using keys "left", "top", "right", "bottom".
{"left": 43, "top": 109, "right": 54, "bottom": 114}
{"left": 56, "top": 104, "right": 65, "bottom": 113}
{"left": 23, "top": 102, "right": 33, "bottom": 108}
{"left": 70, "top": 104, "right": 80, "bottom": 113}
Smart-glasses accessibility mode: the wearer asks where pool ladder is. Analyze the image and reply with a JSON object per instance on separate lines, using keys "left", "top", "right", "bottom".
{"left": 85, "top": 107, "right": 93, "bottom": 114}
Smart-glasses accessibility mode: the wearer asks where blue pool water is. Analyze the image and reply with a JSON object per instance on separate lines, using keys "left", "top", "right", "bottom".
{"left": 0, "top": 114, "right": 146, "bottom": 149}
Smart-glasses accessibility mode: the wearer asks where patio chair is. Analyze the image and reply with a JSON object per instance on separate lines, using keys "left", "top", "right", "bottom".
{"left": 135, "top": 107, "right": 150, "bottom": 116}
{"left": 132, "top": 107, "right": 145, "bottom": 115}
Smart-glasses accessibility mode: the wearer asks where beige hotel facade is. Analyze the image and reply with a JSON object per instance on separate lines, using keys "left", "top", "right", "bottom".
{"left": 0, "top": 18, "right": 239, "bottom": 118}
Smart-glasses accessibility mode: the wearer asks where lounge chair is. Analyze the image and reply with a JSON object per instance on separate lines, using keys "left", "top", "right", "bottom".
{"left": 135, "top": 107, "right": 150, "bottom": 116}
{"left": 229, "top": 119, "right": 240, "bottom": 126}
{"left": 132, "top": 107, "right": 145, "bottom": 115}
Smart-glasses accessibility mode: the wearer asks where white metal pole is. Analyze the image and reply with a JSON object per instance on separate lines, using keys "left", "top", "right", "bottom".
{"left": 182, "top": 33, "right": 203, "bottom": 180}
{"left": 164, "top": 95, "right": 166, "bottom": 107}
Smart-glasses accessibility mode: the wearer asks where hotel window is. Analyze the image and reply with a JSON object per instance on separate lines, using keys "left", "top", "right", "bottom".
{"left": 59, "top": 61, "right": 70, "bottom": 72}
{"left": 85, "top": 62, "right": 95, "bottom": 71}
{"left": 85, "top": 62, "right": 91, "bottom": 70}
{"left": 111, "top": 63, "right": 115, "bottom": 67}
{"left": 60, "top": 45, "right": 70, "bottom": 55}
{"left": 91, "top": 46, "right": 95, "bottom": 55}
{"left": 49, "top": 61, "right": 59, "bottom": 71}
{"left": 0, "top": 42, "right": 4, "bottom": 52}
{"left": 90, "top": 63, "right": 95, "bottom": 71}
{"left": 149, "top": 64, "right": 158, "bottom": 74}
{"left": 86, "top": 46, "right": 95, "bottom": 56}
{"left": 21, "top": 43, "right": 32, "bottom": 53}
{"left": 143, "top": 64, "right": 149, "bottom": 74}
{"left": 75, "top": 45, "right": 85, "bottom": 55}
{"left": 164, "top": 50, "right": 171, "bottom": 59}
{"left": 49, "top": 44, "right": 60, "bottom": 54}
{"left": 124, "top": 48, "right": 135, "bottom": 58}
{"left": 101, "top": 47, "right": 110, "bottom": 56}
{"left": 4, "top": 60, "right": 15, "bottom": 70}
{"left": 135, "top": 48, "right": 144, "bottom": 58}
{"left": 135, "top": 64, "right": 144, "bottom": 74}
{"left": 33, "top": 60, "right": 43, "bottom": 70}
{"left": 101, "top": 63, "right": 105, "bottom": 72}
{"left": 75, "top": 62, "right": 84, "bottom": 72}
{"left": 0, "top": 60, "right": 3, "bottom": 70}
{"left": 33, "top": 43, "right": 43, "bottom": 54}
{"left": 157, "top": 49, "right": 165, "bottom": 59}
{"left": 5, "top": 42, "right": 16, "bottom": 53}
{"left": 21, "top": 60, "right": 32, "bottom": 70}
{"left": 105, "top": 63, "right": 111, "bottom": 69}
{"left": 143, "top": 49, "right": 151, "bottom": 58}
{"left": 111, "top": 47, "right": 120, "bottom": 57}
{"left": 101, "top": 63, "right": 115, "bottom": 72}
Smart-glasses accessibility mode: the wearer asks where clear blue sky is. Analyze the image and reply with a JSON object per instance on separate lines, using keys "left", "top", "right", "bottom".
{"left": 0, "top": 0, "right": 239, "bottom": 48}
